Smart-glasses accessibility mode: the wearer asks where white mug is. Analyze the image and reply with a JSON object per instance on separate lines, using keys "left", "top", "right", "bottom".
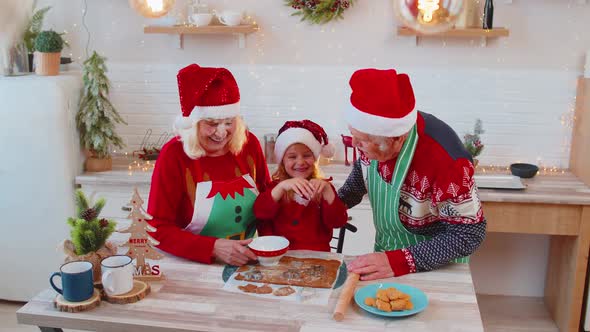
{"left": 191, "top": 13, "right": 213, "bottom": 27}
{"left": 218, "top": 11, "right": 242, "bottom": 26}
{"left": 101, "top": 255, "right": 134, "bottom": 296}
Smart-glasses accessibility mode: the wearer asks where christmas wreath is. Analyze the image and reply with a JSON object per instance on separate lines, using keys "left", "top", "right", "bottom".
{"left": 285, "top": 0, "right": 355, "bottom": 24}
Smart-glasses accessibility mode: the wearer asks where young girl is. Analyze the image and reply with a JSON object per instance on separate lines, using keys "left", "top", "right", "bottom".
{"left": 253, "top": 120, "right": 348, "bottom": 252}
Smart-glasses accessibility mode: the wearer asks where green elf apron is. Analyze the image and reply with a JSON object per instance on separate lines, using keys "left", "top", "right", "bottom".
{"left": 366, "top": 125, "right": 469, "bottom": 264}
{"left": 184, "top": 156, "right": 258, "bottom": 241}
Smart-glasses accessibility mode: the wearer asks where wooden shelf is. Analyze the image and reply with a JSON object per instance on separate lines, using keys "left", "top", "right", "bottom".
{"left": 397, "top": 26, "right": 509, "bottom": 46}
{"left": 144, "top": 24, "right": 259, "bottom": 49}
{"left": 477, "top": 294, "right": 559, "bottom": 332}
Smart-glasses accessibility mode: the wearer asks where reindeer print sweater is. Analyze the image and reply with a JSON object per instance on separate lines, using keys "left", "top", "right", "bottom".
{"left": 338, "top": 112, "right": 486, "bottom": 276}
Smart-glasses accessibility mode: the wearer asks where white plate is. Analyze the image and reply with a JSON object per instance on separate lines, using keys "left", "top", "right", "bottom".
{"left": 474, "top": 175, "right": 526, "bottom": 190}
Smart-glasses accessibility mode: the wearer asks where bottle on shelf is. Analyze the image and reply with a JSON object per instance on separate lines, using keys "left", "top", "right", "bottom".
{"left": 483, "top": 0, "right": 494, "bottom": 29}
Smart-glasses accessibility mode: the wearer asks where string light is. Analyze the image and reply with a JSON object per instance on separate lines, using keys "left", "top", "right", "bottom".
{"left": 393, "top": 0, "right": 463, "bottom": 34}
{"left": 129, "top": 0, "right": 175, "bottom": 18}
{"left": 418, "top": 0, "right": 440, "bottom": 23}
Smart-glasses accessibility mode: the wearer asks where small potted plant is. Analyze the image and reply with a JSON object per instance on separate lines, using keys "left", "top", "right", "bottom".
{"left": 77, "top": 51, "right": 127, "bottom": 171}
{"left": 464, "top": 119, "right": 485, "bottom": 167}
{"left": 23, "top": 3, "right": 51, "bottom": 71}
{"left": 33, "top": 29, "right": 63, "bottom": 76}
{"left": 62, "top": 190, "right": 117, "bottom": 283}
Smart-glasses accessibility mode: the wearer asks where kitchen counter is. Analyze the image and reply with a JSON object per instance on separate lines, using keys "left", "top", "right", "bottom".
{"left": 75, "top": 157, "right": 590, "bottom": 206}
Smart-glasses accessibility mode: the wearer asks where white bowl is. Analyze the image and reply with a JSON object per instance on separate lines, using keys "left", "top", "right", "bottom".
{"left": 191, "top": 13, "right": 213, "bottom": 27}
{"left": 248, "top": 236, "right": 289, "bottom": 266}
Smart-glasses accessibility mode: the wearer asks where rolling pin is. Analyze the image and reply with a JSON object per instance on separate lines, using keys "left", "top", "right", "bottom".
{"left": 333, "top": 272, "right": 360, "bottom": 321}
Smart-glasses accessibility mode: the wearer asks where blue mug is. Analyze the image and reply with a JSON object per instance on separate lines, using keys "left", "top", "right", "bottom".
{"left": 49, "top": 261, "right": 94, "bottom": 302}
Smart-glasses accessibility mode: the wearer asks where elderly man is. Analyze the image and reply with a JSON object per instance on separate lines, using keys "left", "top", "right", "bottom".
{"left": 338, "top": 68, "right": 486, "bottom": 281}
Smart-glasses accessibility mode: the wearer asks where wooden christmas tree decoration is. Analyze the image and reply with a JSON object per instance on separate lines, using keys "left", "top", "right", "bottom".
{"left": 119, "top": 188, "right": 164, "bottom": 281}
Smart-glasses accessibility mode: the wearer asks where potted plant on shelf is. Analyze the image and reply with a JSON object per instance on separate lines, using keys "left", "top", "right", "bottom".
{"left": 33, "top": 29, "right": 63, "bottom": 76}
{"left": 77, "top": 51, "right": 127, "bottom": 172}
{"left": 463, "top": 119, "right": 485, "bottom": 167}
{"left": 62, "top": 190, "right": 117, "bottom": 283}
{"left": 23, "top": 2, "right": 51, "bottom": 71}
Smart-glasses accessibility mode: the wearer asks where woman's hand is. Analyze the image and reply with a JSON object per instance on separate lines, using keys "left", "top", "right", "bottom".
{"left": 309, "top": 179, "right": 335, "bottom": 204}
{"left": 271, "top": 178, "right": 315, "bottom": 202}
{"left": 213, "top": 238, "right": 258, "bottom": 266}
{"left": 347, "top": 253, "right": 394, "bottom": 281}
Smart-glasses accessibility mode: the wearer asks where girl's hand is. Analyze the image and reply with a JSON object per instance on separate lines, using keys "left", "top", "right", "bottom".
{"left": 310, "top": 179, "right": 335, "bottom": 204}
{"left": 271, "top": 178, "right": 315, "bottom": 202}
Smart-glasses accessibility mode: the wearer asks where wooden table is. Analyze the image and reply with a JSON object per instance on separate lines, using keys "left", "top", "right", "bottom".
{"left": 75, "top": 159, "right": 590, "bottom": 331}
{"left": 478, "top": 171, "right": 590, "bottom": 332}
{"left": 17, "top": 256, "right": 484, "bottom": 332}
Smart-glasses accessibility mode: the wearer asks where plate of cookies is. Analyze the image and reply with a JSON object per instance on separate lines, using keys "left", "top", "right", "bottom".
{"left": 354, "top": 283, "right": 428, "bottom": 317}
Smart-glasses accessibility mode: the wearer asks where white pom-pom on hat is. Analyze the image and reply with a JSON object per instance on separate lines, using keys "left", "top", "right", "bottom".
{"left": 320, "top": 143, "right": 336, "bottom": 159}
{"left": 174, "top": 116, "right": 193, "bottom": 131}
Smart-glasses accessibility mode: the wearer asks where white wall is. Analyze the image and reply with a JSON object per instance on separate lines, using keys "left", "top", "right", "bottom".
{"left": 35, "top": 0, "right": 590, "bottom": 297}
{"left": 39, "top": 0, "right": 590, "bottom": 168}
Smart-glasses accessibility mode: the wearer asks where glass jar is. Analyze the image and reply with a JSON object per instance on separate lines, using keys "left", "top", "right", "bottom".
{"left": 1, "top": 43, "right": 29, "bottom": 76}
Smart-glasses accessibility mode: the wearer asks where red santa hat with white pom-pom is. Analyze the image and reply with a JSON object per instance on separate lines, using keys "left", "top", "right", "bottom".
{"left": 345, "top": 68, "right": 417, "bottom": 137}
{"left": 174, "top": 63, "right": 241, "bottom": 130}
{"left": 274, "top": 120, "right": 335, "bottom": 163}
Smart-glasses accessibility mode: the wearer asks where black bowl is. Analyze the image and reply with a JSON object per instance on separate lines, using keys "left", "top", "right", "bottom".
{"left": 510, "top": 163, "right": 539, "bottom": 178}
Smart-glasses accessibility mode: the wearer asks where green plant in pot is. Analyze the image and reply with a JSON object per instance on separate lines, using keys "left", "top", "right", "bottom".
{"left": 77, "top": 51, "right": 127, "bottom": 171}
{"left": 33, "top": 29, "right": 63, "bottom": 76}
{"left": 23, "top": 3, "right": 51, "bottom": 71}
{"left": 463, "top": 119, "right": 485, "bottom": 167}
{"left": 62, "top": 190, "right": 117, "bottom": 283}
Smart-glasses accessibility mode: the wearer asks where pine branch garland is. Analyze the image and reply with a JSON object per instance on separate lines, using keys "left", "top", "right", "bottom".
{"left": 74, "top": 190, "right": 90, "bottom": 217}
{"left": 68, "top": 190, "right": 117, "bottom": 255}
{"left": 463, "top": 119, "right": 485, "bottom": 158}
{"left": 285, "top": 0, "right": 354, "bottom": 25}
{"left": 93, "top": 198, "right": 106, "bottom": 217}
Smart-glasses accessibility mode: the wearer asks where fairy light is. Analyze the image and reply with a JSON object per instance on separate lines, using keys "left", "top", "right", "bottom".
{"left": 147, "top": 0, "right": 164, "bottom": 12}
{"left": 418, "top": 0, "right": 440, "bottom": 23}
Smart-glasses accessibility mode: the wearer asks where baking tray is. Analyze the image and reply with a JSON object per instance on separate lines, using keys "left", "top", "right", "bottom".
{"left": 474, "top": 175, "right": 526, "bottom": 190}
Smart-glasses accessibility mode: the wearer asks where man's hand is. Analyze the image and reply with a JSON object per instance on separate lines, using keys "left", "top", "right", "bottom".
{"left": 213, "top": 238, "right": 258, "bottom": 266}
{"left": 347, "top": 252, "right": 394, "bottom": 281}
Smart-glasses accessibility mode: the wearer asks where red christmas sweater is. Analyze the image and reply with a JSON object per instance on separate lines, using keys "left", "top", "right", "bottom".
{"left": 147, "top": 132, "right": 270, "bottom": 264}
{"left": 254, "top": 181, "right": 348, "bottom": 251}
{"left": 338, "top": 112, "right": 486, "bottom": 276}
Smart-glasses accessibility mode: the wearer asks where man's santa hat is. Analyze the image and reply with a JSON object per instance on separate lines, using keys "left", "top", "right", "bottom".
{"left": 274, "top": 120, "right": 335, "bottom": 163}
{"left": 345, "top": 68, "right": 416, "bottom": 137}
{"left": 175, "top": 64, "right": 240, "bottom": 130}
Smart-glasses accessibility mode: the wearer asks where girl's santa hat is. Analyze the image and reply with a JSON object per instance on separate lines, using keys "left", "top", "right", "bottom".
{"left": 345, "top": 68, "right": 417, "bottom": 137}
{"left": 175, "top": 64, "right": 240, "bottom": 130}
{"left": 274, "top": 120, "right": 335, "bottom": 163}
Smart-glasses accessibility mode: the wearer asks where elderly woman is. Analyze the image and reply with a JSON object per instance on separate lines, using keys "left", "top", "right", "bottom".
{"left": 147, "top": 64, "right": 270, "bottom": 266}
{"left": 338, "top": 68, "right": 486, "bottom": 281}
